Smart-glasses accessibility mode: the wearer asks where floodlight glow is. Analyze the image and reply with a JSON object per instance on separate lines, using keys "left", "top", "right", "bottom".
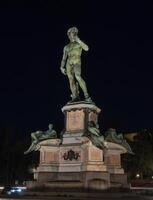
{"left": 136, "top": 174, "right": 140, "bottom": 178}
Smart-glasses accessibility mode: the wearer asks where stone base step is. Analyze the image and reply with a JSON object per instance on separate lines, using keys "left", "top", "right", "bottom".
{"left": 1, "top": 191, "right": 150, "bottom": 200}
{"left": 44, "top": 180, "right": 83, "bottom": 188}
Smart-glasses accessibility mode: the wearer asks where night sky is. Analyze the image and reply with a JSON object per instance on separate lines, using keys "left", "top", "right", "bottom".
{"left": 0, "top": 0, "right": 152, "bottom": 136}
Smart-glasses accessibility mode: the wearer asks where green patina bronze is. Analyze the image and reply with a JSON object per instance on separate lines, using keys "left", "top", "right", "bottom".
{"left": 86, "top": 121, "right": 106, "bottom": 150}
{"left": 86, "top": 122, "right": 133, "bottom": 153}
{"left": 24, "top": 124, "right": 57, "bottom": 154}
{"left": 60, "top": 27, "right": 91, "bottom": 102}
{"left": 105, "top": 128, "right": 133, "bottom": 154}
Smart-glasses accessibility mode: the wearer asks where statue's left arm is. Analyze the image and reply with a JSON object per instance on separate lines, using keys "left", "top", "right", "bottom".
{"left": 76, "top": 37, "right": 89, "bottom": 51}
{"left": 60, "top": 46, "right": 68, "bottom": 75}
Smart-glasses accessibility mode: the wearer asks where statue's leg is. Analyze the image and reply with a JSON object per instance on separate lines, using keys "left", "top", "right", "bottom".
{"left": 74, "top": 64, "right": 90, "bottom": 100}
{"left": 24, "top": 142, "right": 37, "bottom": 154}
{"left": 31, "top": 132, "right": 39, "bottom": 143}
{"left": 66, "top": 63, "right": 77, "bottom": 100}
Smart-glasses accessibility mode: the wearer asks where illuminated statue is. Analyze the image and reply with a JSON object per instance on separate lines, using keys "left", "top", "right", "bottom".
{"left": 60, "top": 27, "right": 91, "bottom": 102}
{"left": 24, "top": 124, "right": 57, "bottom": 154}
{"left": 87, "top": 121, "right": 106, "bottom": 150}
{"left": 105, "top": 128, "right": 133, "bottom": 154}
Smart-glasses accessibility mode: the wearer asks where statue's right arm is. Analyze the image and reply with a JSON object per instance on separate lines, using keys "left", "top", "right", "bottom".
{"left": 75, "top": 37, "right": 89, "bottom": 51}
{"left": 60, "top": 46, "right": 67, "bottom": 75}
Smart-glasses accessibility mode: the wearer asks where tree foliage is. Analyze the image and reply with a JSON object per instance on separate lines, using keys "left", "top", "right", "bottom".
{"left": 0, "top": 126, "right": 34, "bottom": 186}
{"left": 123, "top": 129, "right": 153, "bottom": 179}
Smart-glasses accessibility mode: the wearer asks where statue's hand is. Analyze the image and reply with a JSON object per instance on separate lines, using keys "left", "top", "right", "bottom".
{"left": 60, "top": 67, "right": 66, "bottom": 75}
{"left": 75, "top": 36, "right": 89, "bottom": 51}
{"left": 75, "top": 36, "right": 80, "bottom": 43}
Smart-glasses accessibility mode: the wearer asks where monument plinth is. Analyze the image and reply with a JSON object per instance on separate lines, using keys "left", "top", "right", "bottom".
{"left": 29, "top": 102, "right": 110, "bottom": 190}
{"left": 62, "top": 102, "right": 101, "bottom": 135}
{"left": 25, "top": 27, "right": 132, "bottom": 191}
{"left": 27, "top": 101, "right": 130, "bottom": 190}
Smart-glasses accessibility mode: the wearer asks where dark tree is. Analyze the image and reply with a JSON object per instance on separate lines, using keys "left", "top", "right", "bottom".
{"left": 123, "top": 129, "right": 153, "bottom": 179}
{"left": 0, "top": 126, "right": 31, "bottom": 186}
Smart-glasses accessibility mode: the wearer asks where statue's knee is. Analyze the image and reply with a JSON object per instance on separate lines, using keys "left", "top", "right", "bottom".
{"left": 68, "top": 76, "right": 74, "bottom": 82}
{"left": 31, "top": 133, "right": 35, "bottom": 137}
{"left": 75, "top": 75, "right": 81, "bottom": 82}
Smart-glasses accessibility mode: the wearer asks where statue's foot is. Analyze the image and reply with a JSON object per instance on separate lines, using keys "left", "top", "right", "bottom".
{"left": 35, "top": 144, "right": 41, "bottom": 151}
{"left": 24, "top": 150, "right": 29, "bottom": 155}
{"left": 68, "top": 96, "right": 80, "bottom": 103}
{"left": 85, "top": 96, "right": 92, "bottom": 102}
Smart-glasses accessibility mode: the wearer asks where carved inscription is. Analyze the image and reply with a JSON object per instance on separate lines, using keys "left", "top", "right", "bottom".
{"left": 90, "top": 149, "right": 102, "bottom": 161}
{"left": 106, "top": 155, "right": 120, "bottom": 166}
{"left": 89, "top": 111, "right": 97, "bottom": 123}
{"left": 66, "top": 110, "right": 84, "bottom": 131}
{"left": 44, "top": 151, "right": 58, "bottom": 163}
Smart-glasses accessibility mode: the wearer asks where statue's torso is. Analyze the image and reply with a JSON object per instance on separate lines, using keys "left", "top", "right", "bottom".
{"left": 66, "top": 42, "right": 82, "bottom": 65}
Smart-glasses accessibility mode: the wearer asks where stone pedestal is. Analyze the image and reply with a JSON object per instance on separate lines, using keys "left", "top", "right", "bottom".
{"left": 62, "top": 102, "right": 101, "bottom": 135}
{"left": 104, "top": 142, "right": 128, "bottom": 187}
{"left": 32, "top": 136, "right": 109, "bottom": 190}
{"left": 33, "top": 139, "right": 61, "bottom": 181}
{"left": 28, "top": 102, "right": 128, "bottom": 190}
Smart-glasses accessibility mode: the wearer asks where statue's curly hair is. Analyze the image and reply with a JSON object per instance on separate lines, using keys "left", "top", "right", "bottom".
{"left": 67, "top": 27, "right": 78, "bottom": 36}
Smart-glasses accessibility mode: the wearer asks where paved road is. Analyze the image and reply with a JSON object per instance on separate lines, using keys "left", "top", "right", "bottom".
{"left": 0, "top": 193, "right": 153, "bottom": 200}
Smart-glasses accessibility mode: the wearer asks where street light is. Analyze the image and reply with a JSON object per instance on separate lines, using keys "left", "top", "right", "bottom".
{"left": 136, "top": 174, "right": 140, "bottom": 178}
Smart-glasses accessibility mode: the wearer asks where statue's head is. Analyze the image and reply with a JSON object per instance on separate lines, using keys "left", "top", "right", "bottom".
{"left": 67, "top": 27, "right": 78, "bottom": 42}
{"left": 107, "top": 128, "right": 116, "bottom": 135}
{"left": 108, "top": 128, "right": 116, "bottom": 132}
{"left": 48, "top": 124, "right": 53, "bottom": 130}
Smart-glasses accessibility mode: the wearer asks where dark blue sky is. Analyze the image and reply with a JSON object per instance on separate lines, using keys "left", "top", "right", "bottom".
{"left": 0, "top": 0, "right": 152, "bottom": 135}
